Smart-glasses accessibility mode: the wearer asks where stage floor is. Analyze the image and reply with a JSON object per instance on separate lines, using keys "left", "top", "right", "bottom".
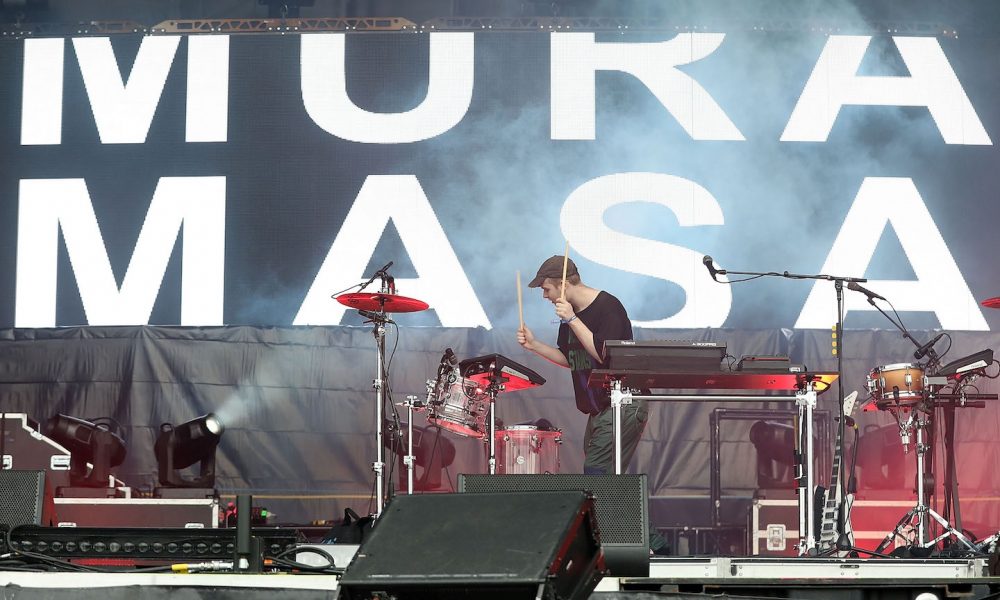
{"left": 2, "top": 555, "right": 999, "bottom": 599}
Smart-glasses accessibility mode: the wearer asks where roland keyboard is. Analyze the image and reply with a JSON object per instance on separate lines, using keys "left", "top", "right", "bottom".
{"left": 603, "top": 340, "right": 727, "bottom": 372}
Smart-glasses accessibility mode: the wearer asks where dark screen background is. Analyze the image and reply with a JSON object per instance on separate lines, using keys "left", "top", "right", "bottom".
{"left": 1, "top": 30, "right": 998, "bottom": 331}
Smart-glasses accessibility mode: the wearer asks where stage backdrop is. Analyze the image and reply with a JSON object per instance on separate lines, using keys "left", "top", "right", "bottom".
{"left": 1, "top": 324, "right": 999, "bottom": 538}
{"left": 2, "top": 23, "right": 1000, "bottom": 538}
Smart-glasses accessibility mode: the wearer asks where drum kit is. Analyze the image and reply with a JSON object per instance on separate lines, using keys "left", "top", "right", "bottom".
{"left": 333, "top": 264, "right": 554, "bottom": 517}
{"left": 861, "top": 298, "right": 1000, "bottom": 555}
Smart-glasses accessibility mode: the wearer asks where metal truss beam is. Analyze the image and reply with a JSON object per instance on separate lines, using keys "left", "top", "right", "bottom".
{"left": 0, "top": 16, "right": 967, "bottom": 39}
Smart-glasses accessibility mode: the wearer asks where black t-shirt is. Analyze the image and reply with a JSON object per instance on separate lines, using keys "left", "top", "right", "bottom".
{"left": 557, "top": 290, "right": 632, "bottom": 415}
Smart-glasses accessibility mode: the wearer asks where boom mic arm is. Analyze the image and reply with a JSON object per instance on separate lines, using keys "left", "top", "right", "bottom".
{"left": 913, "top": 333, "right": 945, "bottom": 360}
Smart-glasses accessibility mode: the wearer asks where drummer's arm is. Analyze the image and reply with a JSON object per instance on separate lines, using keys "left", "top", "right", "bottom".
{"left": 518, "top": 325, "right": 569, "bottom": 368}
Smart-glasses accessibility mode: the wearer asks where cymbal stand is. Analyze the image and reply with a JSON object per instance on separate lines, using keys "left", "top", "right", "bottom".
{"left": 369, "top": 308, "right": 391, "bottom": 516}
{"left": 365, "top": 269, "right": 395, "bottom": 518}
{"left": 874, "top": 412, "right": 977, "bottom": 553}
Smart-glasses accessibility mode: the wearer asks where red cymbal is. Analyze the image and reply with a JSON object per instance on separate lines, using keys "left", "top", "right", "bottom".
{"left": 982, "top": 297, "right": 1000, "bottom": 309}
{"left": 336, "top": 292, "right": 429, "bottom": 313}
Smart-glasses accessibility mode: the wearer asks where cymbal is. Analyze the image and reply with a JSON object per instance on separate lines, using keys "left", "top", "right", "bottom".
{"left": 336, "top": 292, "right": 429, "bottom": 313}
{"left": 981, "top": 297, "right": 1000, "bottom": 309}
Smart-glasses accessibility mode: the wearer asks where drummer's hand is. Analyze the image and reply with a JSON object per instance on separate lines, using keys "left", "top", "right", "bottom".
{"left": 554, "top": 298, "right": 575, "bottom": 322}
{"left": 517, "top": 325, "right": 536, "bottom": 351}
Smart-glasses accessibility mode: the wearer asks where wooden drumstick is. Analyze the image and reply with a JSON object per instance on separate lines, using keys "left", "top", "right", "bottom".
{"left": 516, "top": 270, "right": 524, "bottom": 330}
{"left": 560, "top": 241, "right": 569, "bottom": 300}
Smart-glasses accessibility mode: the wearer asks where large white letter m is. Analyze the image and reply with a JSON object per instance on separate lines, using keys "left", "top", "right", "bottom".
{"left": 15, "top": 177, "right": 225, "bottom": 327}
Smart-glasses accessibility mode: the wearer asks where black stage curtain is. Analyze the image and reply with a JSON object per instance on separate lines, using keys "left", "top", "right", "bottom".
{"left": 1, "top": 325, "right": 998, "bottom": 532}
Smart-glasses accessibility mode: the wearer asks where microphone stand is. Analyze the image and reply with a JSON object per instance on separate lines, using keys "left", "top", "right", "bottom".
{"left": 709, "top": 262, "right": 865, "bottom": 555}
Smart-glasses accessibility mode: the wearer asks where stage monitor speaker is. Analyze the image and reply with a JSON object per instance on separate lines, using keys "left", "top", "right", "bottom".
{"left": 459, "top": 473, "right": 649, "bottom": 576}
{"left": 335, "top": 491, "right": 604, "bottom": 600}
{"left": 0, "top": 470, "right": 56, "bottom": 527}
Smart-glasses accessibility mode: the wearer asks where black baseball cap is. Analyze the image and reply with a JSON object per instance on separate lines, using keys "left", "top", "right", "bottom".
{"left": 528, "top": 255, "right": 578, "bottom": 288}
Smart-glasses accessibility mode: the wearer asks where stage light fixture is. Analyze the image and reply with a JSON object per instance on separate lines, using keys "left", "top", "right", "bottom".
{"left": 154, "top": 413, "right": 224, "bottom": 488}
{"left": 46, "top": 414, "right": 127, "bottom": 488}
{"left": 749, "top": 420, "right": 796, "bottom": 489}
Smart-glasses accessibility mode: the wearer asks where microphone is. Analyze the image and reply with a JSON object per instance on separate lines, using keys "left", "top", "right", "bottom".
{"left": 703, "top": 255, "right": 719, "bottom": 282}
{"left": 443, "top": 347, "right": 458, "bottom": 368}
{"left": 442, "top": 348, "right": 459, "bottom": 384}
{"left": 349, "top": 261, "right": 397, "bottom": 294}
{"left": 428, "top": 348, "right": 458, "bottom": 404}
{"left": 913, "top": 332, "right": 945, "bottom": 360}
{"left": 846, "top": 281, "right": 886, "bottom": 302}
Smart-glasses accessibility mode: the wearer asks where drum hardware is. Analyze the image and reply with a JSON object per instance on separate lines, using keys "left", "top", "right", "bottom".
{"left": 458, "top": 354, "right": 545, "bottom": 474}
{"left": 402, "top": 395, "right": 422, "bottom": 495}
{"left": 874, "top": 411, "right": 978, "bottom": 554}
{"left": 386, "top": 400, "right": 456, "bottom": 495}
{"left": 867, "top": 363, "right": 925, "bottom": 410}
{"left": 424, "top": 348, "right": 493, "bottom": 439}
{"left": 853, "top": 282, "right": 978, "bottom": 552}
{"left": 869, "top": 361, "right": 998, "bottom": 554}
{"left": 426, "top": 377, "right": 490, "bottom": 439}
{"left": 494, "top": 425, "right": 562, "bottom": 475}
{"left": 333, "top": 262, "right": 429, "bottom": 518}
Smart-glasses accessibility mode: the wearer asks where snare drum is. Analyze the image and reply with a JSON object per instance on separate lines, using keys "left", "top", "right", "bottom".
{"left": 495, "top": 425, "right": 561, "bottom": 475}
{"left": 428, "top": 378, "right": 489, "bottom": 438}
{"left": 867, "top": 363, "right": 925, "bottom": 406}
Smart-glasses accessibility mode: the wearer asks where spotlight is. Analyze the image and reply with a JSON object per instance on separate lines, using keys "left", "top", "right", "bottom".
{"left": 46, "top": 414, "right": 126, "bottom": 488}
{"left": 749, "top": 420, "right": 796, "bottom": 489}
{"left": 154, "top": 414, "right": 224, "bottom": 488}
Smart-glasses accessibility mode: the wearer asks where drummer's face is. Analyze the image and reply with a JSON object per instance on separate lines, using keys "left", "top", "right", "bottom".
{"left": 540, "top": 279, "right": 559, "bottom": 303}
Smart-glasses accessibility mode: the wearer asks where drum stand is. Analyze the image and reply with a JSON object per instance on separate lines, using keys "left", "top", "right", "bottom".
{"left": 402, "top": 395, "right": 425, "bottom": 495}
{"left": 482, "top": 377, "right": 505, "bottom": 475}
{"left": 874, "top": 412, "right": 977, "bottom": 554}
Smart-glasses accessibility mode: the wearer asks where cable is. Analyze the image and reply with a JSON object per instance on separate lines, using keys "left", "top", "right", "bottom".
{"left": 937, "top": 333, "right": 953, "bottom": 362}
{"left": 984, "top": 359, "right": 1000, "bottom": 379}
{"left": 267, "top": 555, "right": 343, "bottom": 574}
{"left": 266, "top": 545, "right": 343, "bottom": 574}
{"left": 277, "top": 543, "right": 335, "bottom": 565}
{"left": 383, "top": 321, "right": 404, "bottom": 499}
{"left": 714, "top": 273, "right": 768, "bottom": 284}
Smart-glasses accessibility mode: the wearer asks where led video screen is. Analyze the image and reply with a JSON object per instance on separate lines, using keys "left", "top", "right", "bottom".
{"left": 1, "top": 29, "right": 998, "bottom": 331}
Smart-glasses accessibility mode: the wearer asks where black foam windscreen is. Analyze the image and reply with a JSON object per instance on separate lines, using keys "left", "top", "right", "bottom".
{"left": 336, "top": 491, "right": 604, "bottom": 600}
{"left": 458, "top": 473, "right": 649, "bottom": 576}
{"left": 0, "top": 470, "right": 54, "bottom": 527}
